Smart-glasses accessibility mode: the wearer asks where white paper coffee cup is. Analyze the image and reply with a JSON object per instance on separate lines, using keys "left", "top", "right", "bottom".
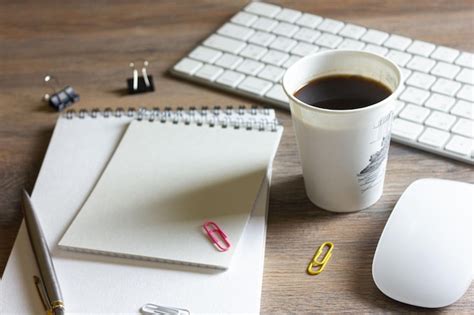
{"left": 283, "top": 50, "right": 403, "bottom": 213}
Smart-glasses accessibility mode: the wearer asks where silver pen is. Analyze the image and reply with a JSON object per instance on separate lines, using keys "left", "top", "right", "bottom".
{"left": 22, "top": 190, "right": 65, "bottom": 315}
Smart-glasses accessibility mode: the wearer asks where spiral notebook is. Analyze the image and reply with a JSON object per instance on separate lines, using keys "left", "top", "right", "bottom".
{"left": 59, "top": 107, "right": 282, "bottom": 269}
{"left": 1, "top": 106, "right": 282, "bottom": 314}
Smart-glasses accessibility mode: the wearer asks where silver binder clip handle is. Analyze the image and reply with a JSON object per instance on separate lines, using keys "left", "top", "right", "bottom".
{"left": 140, "top": 303, "right": 190, "bottom": 315}
{"left": 130, "top": 62, "right": 139, "bottom": 91}
{"left": 43, "top": 74, "right": 60, "bottom": 101}
{"left": 142, "top": 60, "right": 150, "bottom": 87}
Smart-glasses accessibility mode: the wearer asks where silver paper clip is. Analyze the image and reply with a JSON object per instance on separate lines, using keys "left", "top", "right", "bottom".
{"left": 140, "top": 303, "right": 190, "bottom": 315}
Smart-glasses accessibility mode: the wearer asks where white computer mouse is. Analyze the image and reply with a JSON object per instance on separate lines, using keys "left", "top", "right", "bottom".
{"left": 372, "top": 178, "right": 473, "bottom": 308}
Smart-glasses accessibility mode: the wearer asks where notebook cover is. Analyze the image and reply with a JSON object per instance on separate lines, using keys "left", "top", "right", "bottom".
{"left": 59, "top": 118, "right": 282, "bottom": 269}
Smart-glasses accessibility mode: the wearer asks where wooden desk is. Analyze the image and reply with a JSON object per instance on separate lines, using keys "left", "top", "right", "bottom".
{"left": 1, "top": 0, "right": 472, "bottom": 313}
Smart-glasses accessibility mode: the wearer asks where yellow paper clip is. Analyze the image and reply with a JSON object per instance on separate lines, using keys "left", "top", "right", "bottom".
{"left": 307, "top": 242, "right": 334, "bottom": 275}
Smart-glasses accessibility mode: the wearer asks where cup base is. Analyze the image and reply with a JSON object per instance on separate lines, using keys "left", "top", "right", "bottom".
{"left": 305, "top": 187, "right": 383, "bottom": 213}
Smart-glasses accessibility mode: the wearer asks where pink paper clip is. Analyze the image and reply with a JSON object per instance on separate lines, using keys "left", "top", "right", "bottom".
{"left": 203, "top": 221, "right": 231, "bottom": 252}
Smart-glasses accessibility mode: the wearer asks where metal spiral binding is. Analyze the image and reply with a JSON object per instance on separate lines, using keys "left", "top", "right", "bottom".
{"left": 91, "top": 108, "right": 100, "bottom": 118}
{"left": 62, "top": 106, "right": 279, "bottom": 131}
{"left": 127, "top": 107, "right": 136, "bottom": 117}
{"left": 78, "top": 109, "right": 87, "bottom": 119}
{"left": 115, "top": 107, "right": 124, "bottom": 117}
{"left": 104, "top": 107, "right": 113, "bottom": 117}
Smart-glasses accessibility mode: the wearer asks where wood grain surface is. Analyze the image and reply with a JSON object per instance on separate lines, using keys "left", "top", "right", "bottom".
{"left": 1, "top": 0, "right": 473, "bottom": 313}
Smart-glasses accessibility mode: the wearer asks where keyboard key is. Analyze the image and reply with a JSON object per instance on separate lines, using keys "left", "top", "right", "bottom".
{"left": 400, "top": 67, "right": 412, "bottom": 80}
{"left": 386, "top": 50, "right": 412, "bottom": 67}
{"left": 445, "top": 135, "right": 473, "bottom": 156}
{"left": 418, "top": 128, "right": 450, "bottom": 148}
{"left": 338, "top": 39, "right": 365, "bottom": 50}
{"left": 282, "top": 55, "right": 301, "bottom": 68}
{"left": 257, "top": 65, "right": 285, "bottom": 82}
{"left": 406, "top": 72, "right": 436, "bottom": 89}
{"left": 339, "top": 24, "right": 366, "bottom": 39}
{"left": 216, "top": 70, "right": 245, "bottom": 87}
{"left": 430, "top": 62, "right": 461, "bottom": 79}
{"left": 452, "top": 118, "right": 473, "bottom": 138}
{"left": 399, "top": 104, "right": 430, "bottom": 123}
{"left": 295, "top": 13, "right": 323, "bottom": 28}
{"left": 431, "top": 46, "right": 460, "bottom": 63}
{"left": 236, "top": 59, "right": 265, "bottom": 75}
{"left": 204, "top": 34, "right": 246, "bottom": 54}
{"left": 406, "top": 56, "right": 436, "bottom": 73}
{"left": 240, "top": 44, "right": 268, "bottom": 60}
{"left": 406, "top": 40, "right": 436, "bottom": 57}
{"left": 291, "top": 42, "right": 319, "bottom": 56}
{"left": 173, "top": 58, "right": 203, "bottom": 75}
{"left": 215, "top": 53, "right": 243, "bottom": 70}
{"left": 431, "top": 78, "right": 461, "bottom": 97}
{"left": 252, "top": 17, "right": 278, "bottom": 32}
{"left": 231, "top": 12, "right": 258, "bottom": 27}
{"left": 272, "top": 22, "right": 300, "bottom": 37}
{"left": 269, "top": 36, "right": 297, "bottom": 52}
{"left": 275, "top": 8, "right": 302, "bottom": 23}
{"left": 363, "top": 44, "right": 388, "bottom": 56}
{"left": 317, "top": 18, "right": 344, "bottom": 34}
{"left": 393, "top": 100, "right": 405, "bottom": 115}
{"left": 293, "top": 27, "right": 321, "bottom": 43}
{"left": 383, "top": 34, "right": 412, "bottom": 51}
{"left": 261, "top": 50, "right": 290, "bottom": 66}
{"left": 424, "top": 93, "right": 455, "bottom": 112}
{"left": 238, "top": 76, "right": 273, "bottom": 95}
{"left": 252, "top": 17, "right": 279, "bottom": 31}
{"left": 195, "top": 64, "right": 224, "bottom": 81}
{"left": 244, "top": 2, "right": 281, "bottom": 18}
{"left": 361, "top": 29, "right": 389, "bottom": 45}
{"left": 399, "top": 87, "right": 430, "bottom": 105}
{"left": 425, "top": 111, "right": 456, "bottom": 131}
{"left": 266, "top": 84, "right": 289, "bottom": 103}
{"left": 451, "top": 100, "right": 474, "bottom": 119}
{"left": 248, "top": 31, "right": 276, "bottom": 47}
{"left": 455, "top": 52, "right": 474, "bottom": 69}
{"left": 457, "top": 84, "right": 474, "bottom": 102}
{"left": 189, "top": 46, "right": 222, "bottom": 63}
{"left": 455, "top": 68, "right": 474, "bottom": 85}
{"left": 391, "top": 118, "right": 424, "bottom": 140}
{"left": 315, "top": 33, "right": 343, "bottom": 48}
{"left": 218, "top": 23, "right": 255, "bottom": 40}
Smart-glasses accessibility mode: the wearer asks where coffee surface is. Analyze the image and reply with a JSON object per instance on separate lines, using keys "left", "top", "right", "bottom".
{"left": 294, "top": 75, "right": 392, "bottom": 110}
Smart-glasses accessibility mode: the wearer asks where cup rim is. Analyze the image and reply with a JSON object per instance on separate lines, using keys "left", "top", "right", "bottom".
{"left": 282, "top": 50, "right": 404, "bottom": 114}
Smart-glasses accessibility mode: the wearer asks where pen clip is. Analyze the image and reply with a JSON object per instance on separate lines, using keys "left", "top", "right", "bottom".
{"left": 34, "top": 275, "right": 51, "bottom": 311}
{"left": 141, "top": 303, "right": 190, "bottom": 315}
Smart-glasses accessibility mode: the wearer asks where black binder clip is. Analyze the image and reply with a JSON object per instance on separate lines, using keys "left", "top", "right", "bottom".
{"left": 43, "top": 75, "right": 79, "bottom": 111}
{"left": 127, "top": 60, "right": 154, "bottom": 94}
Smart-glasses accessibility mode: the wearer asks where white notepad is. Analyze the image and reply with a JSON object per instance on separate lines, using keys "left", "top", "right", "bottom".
{"left": 0, "top": 107, "right": 282, "bottom": 314}
{"left": 59, "top": 112, "right": 282, "bottom": 269}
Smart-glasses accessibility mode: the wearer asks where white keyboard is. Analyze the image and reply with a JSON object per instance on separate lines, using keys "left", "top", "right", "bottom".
{"left": 171, "top": 1, "right": 474, "bottom": 164}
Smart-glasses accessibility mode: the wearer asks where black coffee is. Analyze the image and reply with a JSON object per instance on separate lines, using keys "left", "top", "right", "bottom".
{"left": 294, "top": 75, "right": 392, "bottom": 110}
